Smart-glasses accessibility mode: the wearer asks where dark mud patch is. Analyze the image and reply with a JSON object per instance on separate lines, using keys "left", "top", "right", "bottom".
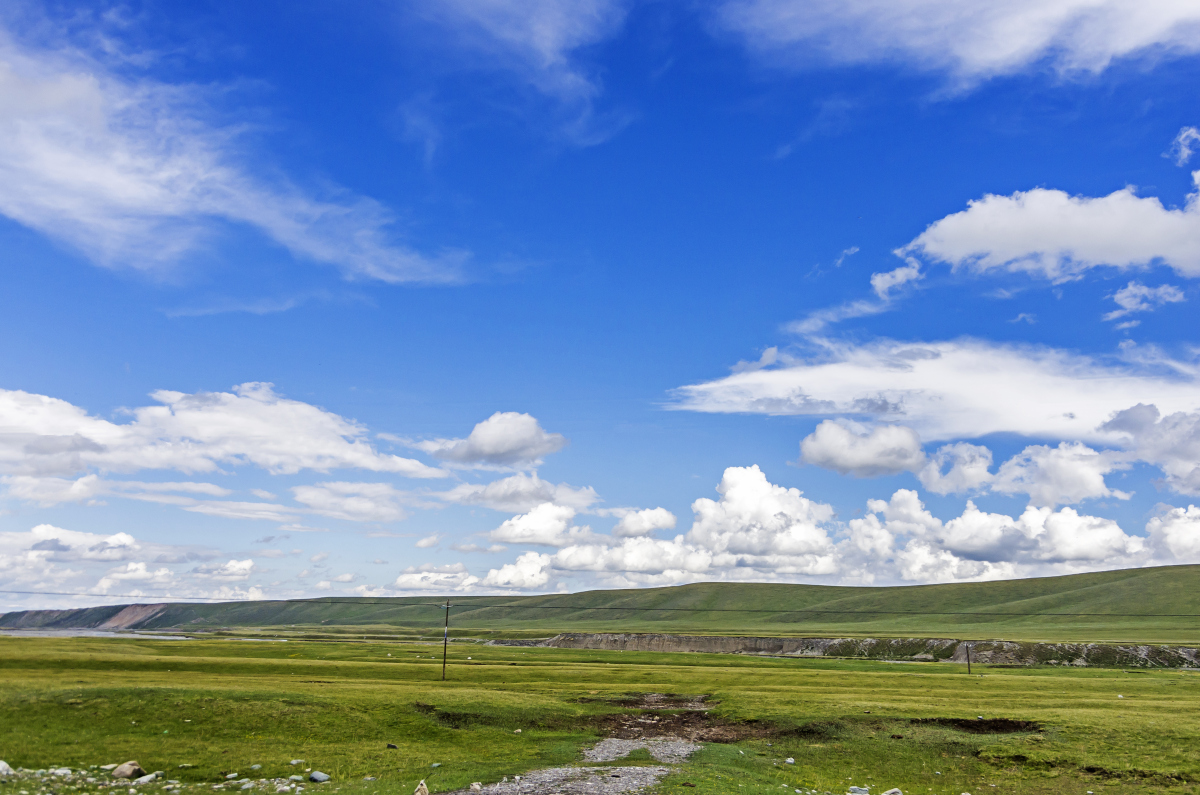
{"left": 911, "top": 717, "right": 1043, "bottom": 734}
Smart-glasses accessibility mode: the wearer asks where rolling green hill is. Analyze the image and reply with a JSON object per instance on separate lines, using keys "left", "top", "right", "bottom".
{"left": 3, "top": 564, "right": 1198, "bottom": 644}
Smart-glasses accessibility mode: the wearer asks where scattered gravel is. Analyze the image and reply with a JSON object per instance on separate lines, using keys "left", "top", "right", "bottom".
{"left": 444, "top": 765, "right": 671, "bottom": 795}
{"left": 583, "top": 739, "right": 701, "bottom": 764}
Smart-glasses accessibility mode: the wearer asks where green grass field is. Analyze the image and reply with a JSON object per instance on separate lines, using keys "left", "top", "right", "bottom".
{"left": 6, "top": 565, "right": 1198, "bottom": 644}
{"left": 1, "top": 635, "right": 1197, "bottom": 795}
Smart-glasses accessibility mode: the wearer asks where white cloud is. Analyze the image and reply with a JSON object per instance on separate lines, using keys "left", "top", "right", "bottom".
{"left": 1168, "top": 126, "right": 1200, "bottom": 167}
{"left": 902, "top": 176, "right": 1200, "bottom": 281}
{"left": 0, "top": 383, "right": 446, "bottom": 497}
{"left": 993, "top": 441, "right": 1129, "bottom": 506}
{"left": 488, "top": 502, "right": 594, "bottom": 547}
{"left": 800, "top": 419, "right": 925, "bottom": 477}
{"left": 552, "top": 536, "right": 712, "bottom": 578}
{"left": 611, "top": 507, "right": 677, "bottom": 538}
{"left": 1146, "top": 504, "right": 1200, "bottom": 561}
{"left": 687, "top": 465, "right": 837, "bottom": 575}
{"left": 715, "top": 0, "right": 1200, "bottom": 85}
{"left": 849, "top": 489, "right": 1147, "bottom": 582}
{"left": 95, "top": 561, "right": 175, "bottom": 592}
{"left": 0, "top": 28, "right": 462, "bottom": 282}
{"left": 415, "top": 533, "right": 441, "bottom": 548}
{"left": 916, "top": 442, "right": 994, "bottom": 495}
{"left": 2, "top": 474, "right": 231, "bottom": 507}
{"left": 481, "top": 551, "right": 553, "bottom": 589}
{"left": 291, "top": 482, "right": 409, "bottom": 522}
{"left": 191, "top": 559, "right": 255, "bottom": 580}
{"left": 437, "top": 471, "right": 599, "bottom": 512}
{"left": 671, "top": 337, "right": 1200, "bottom": 443}
{"left": 409, "top": 412, "right": 566, "bottom": 469}
{"left": 870, "top": 261, "right": 922, "bottom": 299}
{"left": 1103, "top": 281, "right": 1185, "bottom": 320}
{"left": 1100, "top": 404, "right": 1200, "bottom": 494}
{"left": 422, "top": 0, "right": 627, "bottom": 102}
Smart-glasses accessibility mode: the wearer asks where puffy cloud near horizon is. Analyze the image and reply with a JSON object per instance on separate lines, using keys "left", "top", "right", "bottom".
{"left": 409, "top": 411, "right": 567, "bottom": 470}
{"left": 611, "top": 507, "right": 677, "bottom": 538}
{"left": 715, "top": 0, "right": 1200, "bottom": 85}
{"left": 902, "top": 175, "right": 1200, "bottom": 281}
{"left": 488, "top": 502, "right": 595, "bottom": 547}
{"left": 0, "top": 27, "right": 463, "bottom": 282}
{"left": 671, "top": 337, "right": 1200, "bottom": 444}
{"left": 0, "top": 523, "right": 269, "bottom": 608}
{"left": 436, "top": 471, "right": 599, "bottom": 512}
{"left": 992, "top": 442, "right": 1129, "bottom": 507}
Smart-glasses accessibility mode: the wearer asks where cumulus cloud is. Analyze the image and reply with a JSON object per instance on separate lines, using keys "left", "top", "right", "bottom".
{"left": 409, "top": 412, "right": 566, "bottom": 469}
{"left": 488, "top": 502, "right": 594, "bottom": 547}
{"left": 611, "top": 507, "right": 677, "bottom": 537}
{"left": 916, "top": 442, "right": 994, "bottom": 495}
{"left": 688, "top": 465, "right": 837, "bottom": 575}
{"left": 800, "top": 420, "right": 925, "bottom": 477}
{"left": 392, "top": 562, "right": 480, "bottom": 591}
{"left": 0, "top": 26, "right": 462, "bottom": 281}
{"left": 437, "top": 471, "right": 599, "bottom": 512}
{"left": 1146, "top": 505, "right": 1200, "bottom": 561}
{"left": 291, "top": 482, "right": 410, "bottom": 522}
{"left": 1100, "top": 404, "right": 1200, "bottom": 494}
{"left": 1103, "top": 281, "right": 1185, "bottom": 321}
{"left": 481, "top": 551, "right": 553, "bottom": 589}
{"left": 715, "top": 0, "right": 1200, "bottom": 85}
{"left": 992, "top": 442, "right": 1130, "bottom": 506}
{"left": 902, "top": 176, "right": 1200, "bottom": 281}
{"left": 845, "top": 489, "right": 1147, "bottom": 583}
{"left": 671, "top": 337, "right": 1200, "bottom": 443}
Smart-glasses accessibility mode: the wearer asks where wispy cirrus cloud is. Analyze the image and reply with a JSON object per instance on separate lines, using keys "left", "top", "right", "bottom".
{"left": 715, "top": 0, "right": 1200, "bottom": 88}
{"left": 0, "top": 24, "right": 465, "bottom": 282}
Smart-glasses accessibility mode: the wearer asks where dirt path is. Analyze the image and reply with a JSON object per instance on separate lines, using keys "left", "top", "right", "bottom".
{"left": 442, "top": 695, "right": 710, "bottom": 795}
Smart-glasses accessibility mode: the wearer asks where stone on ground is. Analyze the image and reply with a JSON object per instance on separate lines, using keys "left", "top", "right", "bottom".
{"left": 112, "top": 762, "right": 147, "bottom": 779}
{"left": 133, "top": 773, "right": 159, "bottom": 785}
{"left": 0, "top": 761, "right": 13, "bottom": 777}
{"left": 309, "top": 772, "right": 330, "bottom": 783}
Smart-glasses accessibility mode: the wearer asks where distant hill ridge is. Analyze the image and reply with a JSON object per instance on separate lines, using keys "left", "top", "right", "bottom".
{"left": 3, "top": 564, "right": 1198, "bottom": 644}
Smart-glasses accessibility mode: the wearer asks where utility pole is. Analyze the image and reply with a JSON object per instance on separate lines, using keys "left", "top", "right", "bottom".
{"left": 966, "top": 642, "right": 972, "bottom": 675}
{"left": 441, "top": 599, "right": 450, "bottom": 681}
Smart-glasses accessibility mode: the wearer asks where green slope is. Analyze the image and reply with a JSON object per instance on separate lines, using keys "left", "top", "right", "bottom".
{"left": 3, "top": 564, "right": 1198, "bottom": 643}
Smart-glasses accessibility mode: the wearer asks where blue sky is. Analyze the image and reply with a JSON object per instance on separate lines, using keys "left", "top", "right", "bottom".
{"left": 3, "top": 0, "right": 1200, "bottom": 608}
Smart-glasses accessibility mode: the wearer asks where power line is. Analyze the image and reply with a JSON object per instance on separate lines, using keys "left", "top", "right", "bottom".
{"left": 1, "top": 589, "right": 1197, "bottom": 618}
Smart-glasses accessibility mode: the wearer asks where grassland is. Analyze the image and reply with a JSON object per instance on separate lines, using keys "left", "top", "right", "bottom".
{"left": 1, "top": 634, "right": 1197, "bottom": 795}
{"left": 6, "top": 565, "right": 1197, "bottom": 644}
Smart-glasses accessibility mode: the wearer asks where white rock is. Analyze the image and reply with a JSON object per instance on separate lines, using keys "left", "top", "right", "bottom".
{"left": 289, "top": 761, "right": 304, "bottom": 766}
{"left": 785, "top": 758, "right": 795, "bottom": 764}
{"left": 133, "top": 774, "right": 158, "bottom": 785}
{"left": 882, "top": 790, "right": 903, "bottom": 795}
{"left": 469, "top": 784, "right": 482, "bottom": 792}
{"left": 1, "top": 762, "right": 17, "bottom": 777}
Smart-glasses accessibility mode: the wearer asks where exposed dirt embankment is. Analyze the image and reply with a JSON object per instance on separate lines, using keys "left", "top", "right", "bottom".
{"left": 489, "top": 632, "right": 1200, "bottom": 668}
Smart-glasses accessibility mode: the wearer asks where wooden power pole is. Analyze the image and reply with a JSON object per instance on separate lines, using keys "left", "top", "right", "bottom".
{"left": 441, "top": 599, "right": 450, "bottom": 681}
